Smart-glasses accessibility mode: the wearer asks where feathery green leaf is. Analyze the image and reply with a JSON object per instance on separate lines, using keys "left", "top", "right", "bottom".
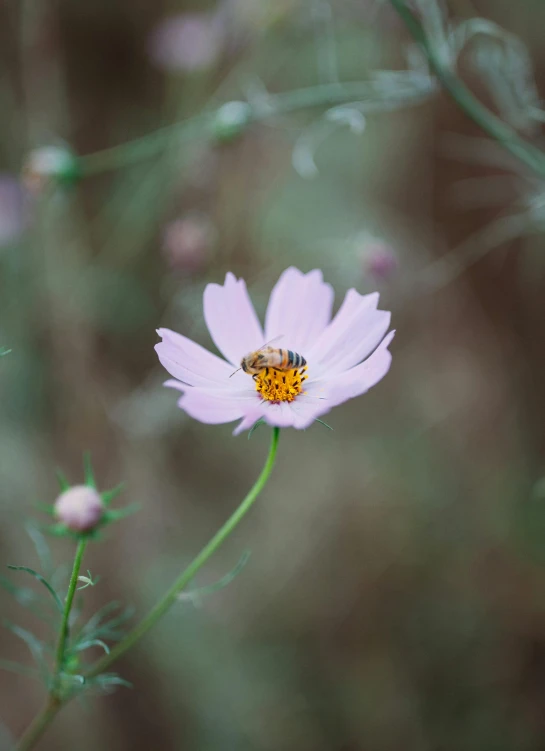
{"left": 7, "top": 567, "right": 63, "bottom": 614}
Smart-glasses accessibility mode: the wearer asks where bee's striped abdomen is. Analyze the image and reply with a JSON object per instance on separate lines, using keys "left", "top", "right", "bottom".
{"left": 279, "top": 349, "right": 306, "bottom": 369}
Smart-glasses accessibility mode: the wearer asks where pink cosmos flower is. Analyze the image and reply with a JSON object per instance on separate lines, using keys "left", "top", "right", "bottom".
{"left": 155, "top": 268, "right": 394, "bottom": 434}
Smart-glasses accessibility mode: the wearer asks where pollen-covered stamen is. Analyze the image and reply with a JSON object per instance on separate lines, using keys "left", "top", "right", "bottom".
{"left": 254, "top": 366, "right": 308, "bottom": 403}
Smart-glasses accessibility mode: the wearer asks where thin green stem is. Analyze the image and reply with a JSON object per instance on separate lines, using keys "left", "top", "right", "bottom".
{"left": 78, "top": 81, "right": 428, "bottom": 176}
{"left": 85, "top": 427, "right": 280, "bottom": 678}
{"left": 15, "top": 699, "right": 61, "bottom": 751}
{"left": 54, "top": 539, "right": 87, "bottom": 679}
{"left": 78, "top": 112, "right": 210, "bottom": 175}
{"left": 389, "top": 0, "right": 545, "bottom": 177}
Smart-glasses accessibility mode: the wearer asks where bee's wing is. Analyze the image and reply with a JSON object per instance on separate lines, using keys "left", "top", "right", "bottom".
{"left": 260, "top": 334, "right": 285, "bottom": 349}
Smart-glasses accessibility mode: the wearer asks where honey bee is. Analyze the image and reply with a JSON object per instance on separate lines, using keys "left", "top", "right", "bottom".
{"left": 230, "top": 337, "right": 307, "bottom": 378}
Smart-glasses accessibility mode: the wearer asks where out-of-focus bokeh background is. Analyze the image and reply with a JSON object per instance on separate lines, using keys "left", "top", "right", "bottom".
{"left": 2, "top": 0, "right": 545, "bottom": 748}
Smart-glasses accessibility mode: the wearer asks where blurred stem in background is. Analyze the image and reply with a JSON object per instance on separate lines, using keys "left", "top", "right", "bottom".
{"left": 15, "top": 428, "right": 281, "bottom": 751}
{"left": 389, "top": 0, "right": 545, "bottom": 177}
{"left": 72, "top": 0, "right": 545, "bottom": 185}
{"left": 78, "top": 81, "right": 430, "bottom": 176}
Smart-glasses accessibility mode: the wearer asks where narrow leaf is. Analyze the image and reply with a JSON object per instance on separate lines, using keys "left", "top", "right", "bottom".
{"left": 83, "top": 452, "right": 96, "bottom": 489}
{"left": 70, "top": 639, "right": 110, "bottom": 656}
{"left": 55, "top": 469, "right": 70, "bottom": 492}
{"left": 0, "top": 660, "right": 40, "bottom": 679}
{"left": 73, "top": 674, "right": 85, "bottom": 684}
{"left": 7, "top": 567, "right": 63, "bottom": 614}
{"left": 59, "top": 672, "right": 85, "bottom": 685}
{"left": 79, "top": 600, "right": 122, "bottom": 636}
{"left": 77, "top": 602, "right": 135, "bottom": 643}
{"left": 25, "top": 523, "right": 54, "bottom": 577}
{"left": 0, "top": 576, "right": 45, "bottom": 609}
{"left": 0, "top": 577, "right": 54, "bottom": 626}
{"left": 91, "top": 606, "right": 135, "bottom": 641}
{"left": 3, "top": 621, "right": 49, "bottom": 681}
{"left": 315, "top": 418, "right": 333, "bottom": 430}
{"left": 90, "top": 673, "right": 132, "bottom": 691}
{"left": 248, "top": 419, "right": 266, "bottom": 440}
{"left": 179, "top": 551, "right": 251, "bottom": 603}
{"left": 103, "top": 504, "right": 139, "bottom": 522}
{"left": 43, "top": 522, "right": 80, "bottom": 539}
{"left": 101, "top": 483, "right": 125, "bottom": 506}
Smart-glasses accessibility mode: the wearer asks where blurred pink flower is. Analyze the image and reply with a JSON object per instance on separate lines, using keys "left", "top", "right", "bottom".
{"left": 361, "top": 240, "right": 398, "bottom": 280}
{"left": 0, "top": 175, "right": 25, "bottom": 246}
{"left": 156, "top": 268, "right": 394, "bottom": 434}
{"left": 149, "top": 13, "right": 223, "bottom": 73}
{"left": 162, "top": 215, "right": 216, "bottom": 273}
{"left": 54, "top": 485, "right": 104, "bottom": 532}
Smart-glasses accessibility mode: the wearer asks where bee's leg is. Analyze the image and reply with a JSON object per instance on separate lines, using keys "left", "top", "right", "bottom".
{"left": 252, "top": 374, "right": 258, "bottom": 381}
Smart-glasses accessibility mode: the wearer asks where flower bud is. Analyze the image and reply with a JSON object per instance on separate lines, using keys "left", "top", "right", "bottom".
{"left": 162, "top": 214, "right": 216, "bottom": 273}
{"left": 360, "top": 239, "right": 398, "bottom": 280}
{"left": 210, "top": 101, "right": 252, "bottom": 142}
{"left": 54, "top": 485, "right": 104, "bottom": 532}
{"left": 22, "top": 145, "right": 80, "bottom": 195}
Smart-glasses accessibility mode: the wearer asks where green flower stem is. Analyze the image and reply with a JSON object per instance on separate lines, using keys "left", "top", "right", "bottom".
{"left": 54, "top": 539, "right": 87, "bottom": 682}
{"left": 85, "top": 426, "right": 280, "bottom": 679}
{"left": 15, "top": 698, "right": 61, "bottom": 751}
{"left": 78, "top": 81, "right": 428, "bottom": 176}
{"left": 17, "top": 538, "right": 85, "bottom": 751}
{"left": 389, "top": 0, "right": 545, "bottom": 177}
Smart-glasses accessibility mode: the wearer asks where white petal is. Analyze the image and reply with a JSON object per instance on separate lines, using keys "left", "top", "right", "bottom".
{"left": 307, "top": 289, "right": 389, "bottom": 376}
{"left": 259, "top": 393, "right": 327, "bottom": 430}
{"left": 320, "top": 331, "right": 395, "bottom": 407}
{"left": 264, "top": 267, "right": 333, "bottom": 351}
{"left": 155, "top": 328, "right": 233, "bottom": 388}
{"left": 324, "top": 311, "right": 391, "bottom": 376}
{"left": 172, "top": 385, "right": 262, "bottom": 426}
{"left": 203, "top": 272, "right": 264, "bottom": 366}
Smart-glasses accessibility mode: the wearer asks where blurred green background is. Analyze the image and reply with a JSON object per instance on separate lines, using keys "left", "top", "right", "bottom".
{"left": 2, "top": 0, "right": 545, "bottom": 749}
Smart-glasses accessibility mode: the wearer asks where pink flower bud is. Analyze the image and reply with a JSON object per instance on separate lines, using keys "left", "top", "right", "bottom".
{"left": 54, "top": 485, "right": 104, "bottom": 532}
{"left": 162, "top": 215, "right": 216, "bottom": 273}
{"left": 360, "top": 240, "right": 398, "bottom": 280}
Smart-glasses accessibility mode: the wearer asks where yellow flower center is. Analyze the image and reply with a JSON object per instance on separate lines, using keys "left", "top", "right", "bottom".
{"left": 254, "top": 366, "right": 308, "bottom": 403}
